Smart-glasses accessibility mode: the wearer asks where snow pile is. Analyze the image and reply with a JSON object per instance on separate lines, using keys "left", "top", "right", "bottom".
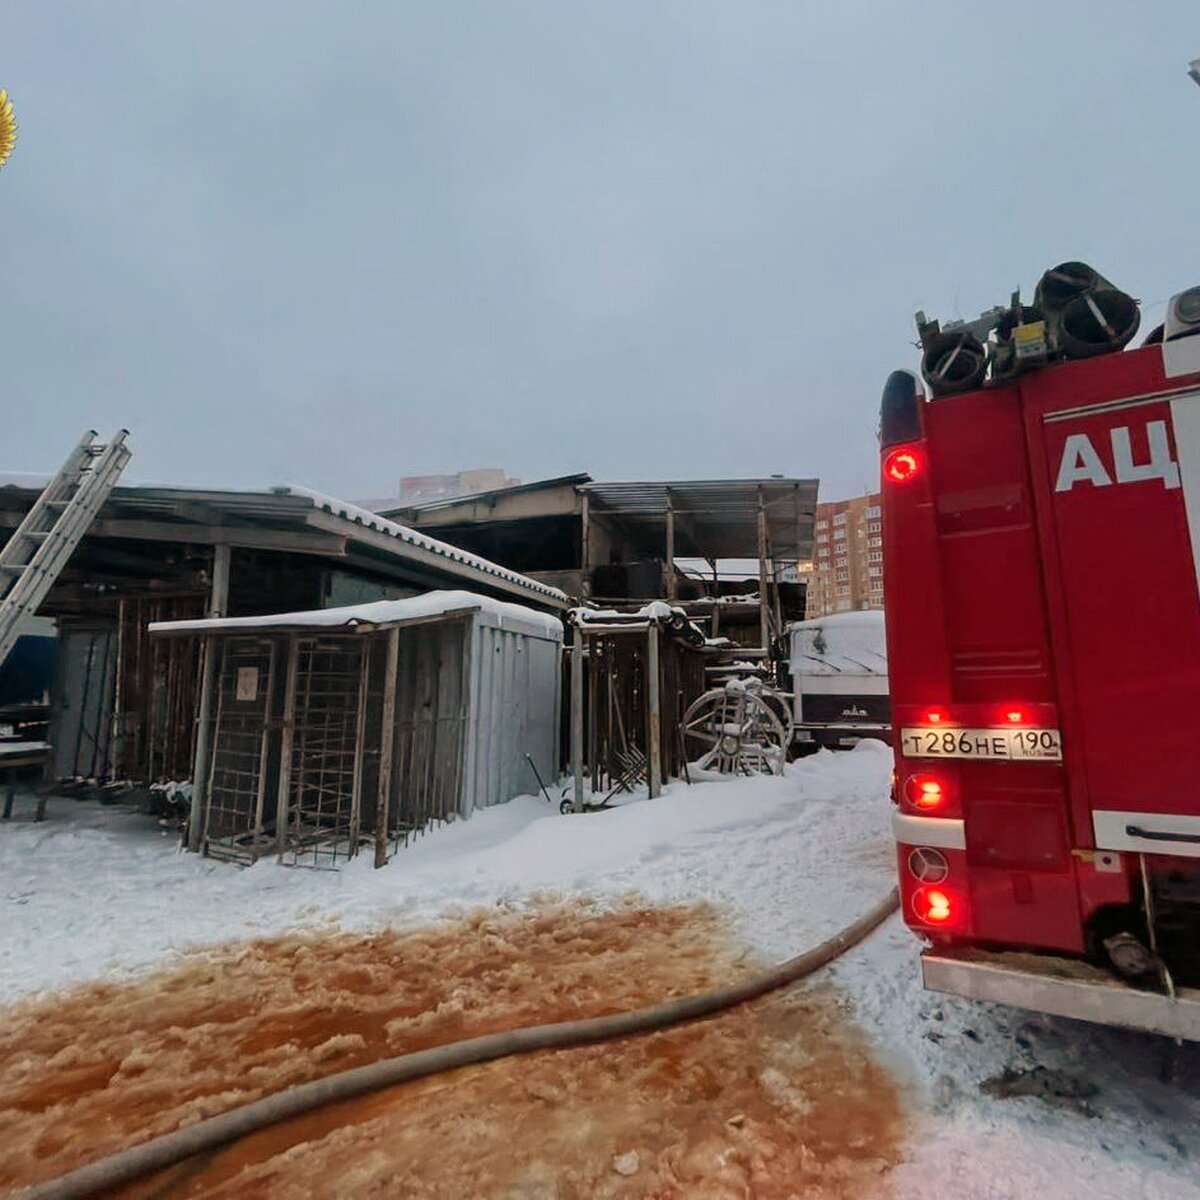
{"left": 0, "top": 753, "right": 889, "bottom": 1003}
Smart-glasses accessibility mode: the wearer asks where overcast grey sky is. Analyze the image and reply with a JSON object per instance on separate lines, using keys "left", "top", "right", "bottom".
{"left": 2, "top": 2, "right": 1198, "bottom": 502}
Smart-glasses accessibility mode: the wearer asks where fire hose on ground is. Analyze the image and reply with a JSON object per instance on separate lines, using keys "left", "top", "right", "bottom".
{"left": 14, "top": 888, "right": 901, "bottom": 1200}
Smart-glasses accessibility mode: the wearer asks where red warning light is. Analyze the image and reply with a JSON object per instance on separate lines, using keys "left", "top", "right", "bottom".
{"left": 905, "top": 775, "right": 945, "bottom": 811}
{"left": 884, "top": 447, "right": 922, "bottom": 484}
{"left": 924, "top": 708, "right": 948, "bottom": 725}
{"left": 1005, "top": 708, "right": 1025, "bottom": 724}
{"left": 912, "top": 887, "right": 954, "bottom": 925}
{"left": 926, "top": 890, "right": 952, "bottom": 923}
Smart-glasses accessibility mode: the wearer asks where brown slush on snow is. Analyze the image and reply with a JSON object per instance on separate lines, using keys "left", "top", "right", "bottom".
{"left": 0, "top": 898, "right": 904, "bottom": 1198}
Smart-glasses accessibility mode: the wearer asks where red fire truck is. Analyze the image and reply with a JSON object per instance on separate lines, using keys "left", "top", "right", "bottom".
{"left": 883, "top": 263, "right": 1200, "bottom": 1040}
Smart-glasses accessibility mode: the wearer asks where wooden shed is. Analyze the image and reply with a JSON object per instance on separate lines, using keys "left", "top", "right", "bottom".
{"left": 150, "top": 591, "right": 563, "bottom": 867}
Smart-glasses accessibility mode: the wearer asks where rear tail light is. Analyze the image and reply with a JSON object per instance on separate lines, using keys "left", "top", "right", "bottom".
{"left": 912, "top": 886, "right": 955, "bottom": 926}
{"left": 904, "top": 774, "right": 945, "bottom": 811}
{"left": 884, "top": 446, "right": 923, "bottom": 484}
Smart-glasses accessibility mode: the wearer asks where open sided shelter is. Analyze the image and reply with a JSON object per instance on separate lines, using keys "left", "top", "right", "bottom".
{"left": 0, "top": 475, "right": 565, "bottom": 792}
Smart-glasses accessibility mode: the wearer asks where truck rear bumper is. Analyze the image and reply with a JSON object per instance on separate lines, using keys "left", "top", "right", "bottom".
{"left": 922, "top": 946, "right": 1200, "bottom": 1043}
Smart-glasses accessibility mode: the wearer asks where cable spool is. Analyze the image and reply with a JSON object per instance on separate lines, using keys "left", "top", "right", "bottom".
{"left": 919, "top": 329, "right": 987, "bottom": 397}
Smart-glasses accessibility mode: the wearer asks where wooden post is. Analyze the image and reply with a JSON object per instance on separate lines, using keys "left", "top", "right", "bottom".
{"left": 111, "top": 598, "right": 126, "bottom": 776}
{"left": 769, "top": 557, "right": 784, "bottom": 638}
{"left": 580, "top": 491, "right": 591, "bottom": 600}
{"left": 709, "top": 559, "right": 720, "bottom": 638}
{"left": 374, "top": 627, "right": 401, "bottom": 868}
{"left": 757, "top": 489, "right": 771, "bottom": 653}
{"left": 646, "top": 622, "right": 662, "bottom": 798}
{"left": 274, "top": 635, "right": 300, "bottom": 857}
{"left": 250, "top": 640, "right": 276, "bottom": 848}
{"left": 187, "top": 543, "right": 231, "bottom": 852}
{"left": 571, "top": 626, "right": 585, "bottom": 813}
{"left": 664, "top": 491, "right": 677, "bottom": 602}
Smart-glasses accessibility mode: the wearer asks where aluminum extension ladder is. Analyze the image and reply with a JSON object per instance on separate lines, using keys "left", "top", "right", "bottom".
{"left": 0, "top": 430, "right": 131, "bottom": 669}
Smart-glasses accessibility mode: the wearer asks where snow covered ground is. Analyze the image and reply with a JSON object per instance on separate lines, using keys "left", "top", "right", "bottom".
{"left": 3, "top": 747, "right": 1199, "bottom": 1197}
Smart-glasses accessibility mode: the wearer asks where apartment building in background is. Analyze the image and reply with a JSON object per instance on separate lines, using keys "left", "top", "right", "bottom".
{"left": 804, "top": 491, "right": 883, "bottom": 617}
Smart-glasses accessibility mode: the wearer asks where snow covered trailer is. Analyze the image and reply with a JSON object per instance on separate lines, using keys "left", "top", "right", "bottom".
{"left": 788, "top": 610, "right": 889, "bottom": 751}
{"left": 883, "top": 269, "right": 1200, "bottom": 1041}
{"left": 150, "top": 592, "right": 562, "bottom": 867}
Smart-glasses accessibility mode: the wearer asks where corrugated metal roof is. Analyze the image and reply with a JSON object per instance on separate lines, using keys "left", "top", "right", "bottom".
{"left": 0, "top": 478, "right": 567, "bottom": 608}
{"left": 284, "top": 487, "right": 567, "bottom": 604}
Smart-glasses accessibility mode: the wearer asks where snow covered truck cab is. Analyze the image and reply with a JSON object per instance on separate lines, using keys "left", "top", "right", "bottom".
{"left": 882, "top": 264, "right": 1200, "bottom": 1041}
{"left": 789, "top": 610, "right": 890, "bottom": 751}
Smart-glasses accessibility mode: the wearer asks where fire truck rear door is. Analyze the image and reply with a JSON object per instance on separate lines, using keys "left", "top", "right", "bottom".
{"left": 1027, "top": 347, "right": 1200, "bottom": 857}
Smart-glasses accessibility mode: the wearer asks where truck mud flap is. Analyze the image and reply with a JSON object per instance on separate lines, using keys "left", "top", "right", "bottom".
{"left": 922, "top": 947, "right": 1200, "bottom": 1043}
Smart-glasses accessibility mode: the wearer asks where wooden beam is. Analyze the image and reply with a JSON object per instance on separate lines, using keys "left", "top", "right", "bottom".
{"left": 274, "top": 636, "right": 301, "bottom": 857}
{"left": 665, "top": 502, "right": 704, "bottom": 559}
{"left": 375, "top": 627, "right": 401, "bottom": 868}
{"left": 710, "top": 560, "right": 720, "bottom": 638}
{"left": 757, "top": 487, "right": 770, "bottom": 653}
{"left": 664, "top": 492, "right": 676, "bottom": 603}
{"left": 571, "top": 627, "right": 585, "bottom": 813}
{"left": 0, "top": 510, "right": 350, "bottom": 556}
{"left": 580, "top": 491, "right": 591, "bottom": 599}
{"left": 646, "top": 622, "right": 662, "bottom": 798}
{"left": 187, "top": 545, "right": 231, "bottom": 852}
{"left": 209, "top": 545, "right": 231, "bottom": 616}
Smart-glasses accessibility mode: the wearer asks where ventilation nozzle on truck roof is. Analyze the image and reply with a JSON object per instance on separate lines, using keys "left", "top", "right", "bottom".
{"left": 914, "top": 261, "right": 1141, "bottom": 397}
{"left": 1035, "top": 262, "right": 1140, "bottom": 360}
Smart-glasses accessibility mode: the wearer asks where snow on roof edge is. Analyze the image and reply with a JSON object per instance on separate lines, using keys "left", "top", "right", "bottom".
{"left": 280, "top": 485, "right": 567, "bottom": 605}
{"left": 149, "top": 590, "right": 565, "bottom": 641}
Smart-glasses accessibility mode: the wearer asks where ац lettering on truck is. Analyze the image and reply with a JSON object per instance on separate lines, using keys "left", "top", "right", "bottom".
{"left": 882, "top": 262, "right": 1200, "bottom": 1040}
